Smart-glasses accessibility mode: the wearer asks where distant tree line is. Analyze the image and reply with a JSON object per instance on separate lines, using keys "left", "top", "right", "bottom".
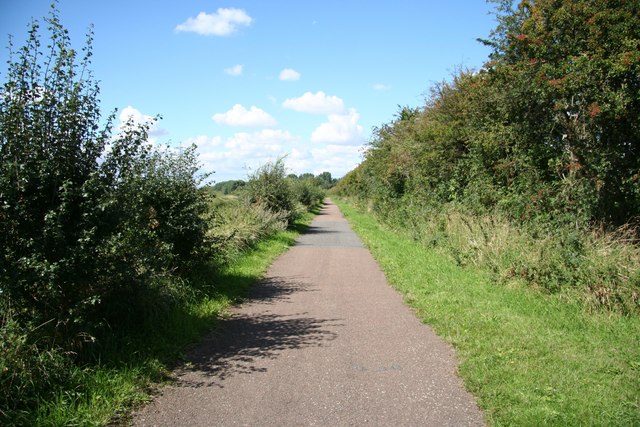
{"left": 212, "top": 171, "right": 337, "bottom": 195}
{"left": 211, "top": 179, "right": 245, "bottom": 194}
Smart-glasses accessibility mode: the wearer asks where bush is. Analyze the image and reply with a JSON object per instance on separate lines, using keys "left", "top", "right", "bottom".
{"left": 211, "top": 179, "right": 246, "bottom": 195}
{"left": 206, "top": 196, "right": 288, "bottom": 264}
{"left": 363, "top": 199, "right": 640, "bottom": 314}
{"left": 335, "top": 0, "right": 640, "bottom": 313}
{"left": 0, "top": 7, "right": 212, "bottom": 420}
{"left": 290, "top": 176, "right": 326, "bottom": 210}
{"left": 244, "top": 157, "right": 298, "bottom": 225}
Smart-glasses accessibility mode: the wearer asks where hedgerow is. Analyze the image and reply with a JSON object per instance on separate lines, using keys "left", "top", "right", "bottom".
{"left": 334, "top": 0, "right": 640, "bottom": 313}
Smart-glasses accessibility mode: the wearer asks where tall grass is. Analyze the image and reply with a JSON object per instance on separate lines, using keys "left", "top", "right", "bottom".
{"left": 207, "top": 196, "right": 289, "bottom": 264}
{"left": 366, "top": 199, "right": 640, "bottom": 315}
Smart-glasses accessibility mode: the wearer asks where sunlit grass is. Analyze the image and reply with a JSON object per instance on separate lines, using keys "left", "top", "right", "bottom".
{"left": 336, "top": 198, "right": 640, "bottom": 426}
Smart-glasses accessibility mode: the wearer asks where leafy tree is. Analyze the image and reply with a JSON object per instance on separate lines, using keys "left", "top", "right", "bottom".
{"left": 0, "top": 6, "right": 213, "bottom": 419}
{"left": 290, "top": 175, "right": 325, "bottom": 209}
{"left": 482, "top": 0, "right": 640, "bottom": 224}
{"left": 316, "top": 171, "right": 337, "bottom": 189}
{"left": 299, "top": 172, "right": 315, "bottom": 180}
{"left": 0, "top": 9, "right": 112, "bottom": 327}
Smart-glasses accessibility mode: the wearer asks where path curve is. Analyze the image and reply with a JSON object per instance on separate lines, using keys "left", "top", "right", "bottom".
{"left": 133, "top": 199, "right": 484, "bottom": 426}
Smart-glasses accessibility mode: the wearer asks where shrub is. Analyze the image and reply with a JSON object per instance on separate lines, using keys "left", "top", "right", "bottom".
{"left": 290, "top": 176, "right": 325, "bottom": 210}
{"left": 206, "top": 196, "right": 288, "bottom": 264}
{"left": 368, "top": 200, "right": 640, "bottom": 314}
{"left": 335, "top": 0, "right": 640, "bottom": 313}
{"left": 0, "top": 7, "right": 212, "bottom": 420}
{"left": 245, "top": 157, "right": 298, "bottom": 225}
{"left": 0, "top": 11, "right": 113, "bottom": 336}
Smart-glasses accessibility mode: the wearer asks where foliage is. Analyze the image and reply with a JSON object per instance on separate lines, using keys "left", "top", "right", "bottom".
{"left": 315, "top": 171, "right": 338, "bottom": 189}
{"left": 335, "top": 0, "right": 640, "bottom": 312}
{"left": 211, "top": 179, "right": 246, "bottom": 195}
{"left": 289, "top": 175, "right": 326, "bottom": 209}
{"left": 206, "top": 196, "right": 288, "bottom": 265}
{"left": 0, "top": 307, "right": 73, "bottom": 424}
{"left": 243, "top": 157, "right": 326, "bottom": 226}
{"left": 244, "top": 157, "right": 297, "bottom": 225}
{"left": 0, "top": 5, "right": 328, "bottom": 424}
{"left": 0, "top": 7, "right": 209, "bottom": 422}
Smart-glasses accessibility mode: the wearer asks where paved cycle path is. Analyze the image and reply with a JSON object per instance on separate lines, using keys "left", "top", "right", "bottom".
{"left": 134, "top": 199, "right": 484, "bottom": 426}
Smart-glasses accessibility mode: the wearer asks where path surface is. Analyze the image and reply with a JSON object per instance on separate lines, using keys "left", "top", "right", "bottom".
{"left": 133, "top": 200, "right": 484, "bottom": 426}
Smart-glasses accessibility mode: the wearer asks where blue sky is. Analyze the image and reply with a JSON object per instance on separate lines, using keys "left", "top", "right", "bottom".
{"left": 0, "top": 1, "right": 497, "bottom": 182}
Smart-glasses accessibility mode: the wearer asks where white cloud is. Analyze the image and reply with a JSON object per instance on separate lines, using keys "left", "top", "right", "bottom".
{"left": 176, "top": 8, "right": 253, "bottom": 36}
{"left": 311, "top": 145, "right": 362, "bottom": 175}
{"left": 196, "top": 129, "right": 298, "bottom": 179}
{"left": 181, "top": 135, "right": 222, "bottom": 149}
{"left": 119, "top": 105, "right": 152, "bottom": 127}
{"left": 212, "top": 104, "right": 277, "bottom": 128}
{"left": 118, "top": 105, "right": 166, "bottom": 137}
{"left": 225, "top": 64, "right": 243, "bottom": 76}
{"left": 226, "top": 129, "right": 296, "bottom": 151}
{"left": 287, "top": 145, "right": 362, "bottom": 178}
{"left": 373, "top": 83, "right": 391, "bottom": 91}
{"left": 279, "top": 68, "right": 301, "bottom": 81}
{"left": 186, "top": 127, "right": 363, "bottom": 181}
{"left": 282, "top": 91, "right": 345, "bottom": 115}
{"left": 311, "top": 109, "right": 364, "bottom": 145}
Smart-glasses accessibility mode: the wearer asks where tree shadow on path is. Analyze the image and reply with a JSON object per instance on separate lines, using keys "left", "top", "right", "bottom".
{"left": 174, "top": 276, "right": 341, "bottom": 389}
{"left": 246, "top": 275, "right": 318, "bottom": 304}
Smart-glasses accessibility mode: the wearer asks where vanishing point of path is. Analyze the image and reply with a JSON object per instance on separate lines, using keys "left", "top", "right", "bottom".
{"left": 133, "top": 200, "right": 484, "bottom": 426}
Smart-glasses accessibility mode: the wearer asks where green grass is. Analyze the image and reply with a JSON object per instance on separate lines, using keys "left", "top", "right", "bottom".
{"left": 335, "top": 198, "right": 640, "bottom": 426}
{"left": 30, "top": 212, "right": 314, "bottom": 426}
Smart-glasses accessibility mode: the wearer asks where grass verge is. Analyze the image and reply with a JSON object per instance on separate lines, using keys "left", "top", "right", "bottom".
{"left": 31, "top": 211, "right": 315, "bottom": 426}
{"left": 335, "top": 198, "right": 640, "bottom": 426}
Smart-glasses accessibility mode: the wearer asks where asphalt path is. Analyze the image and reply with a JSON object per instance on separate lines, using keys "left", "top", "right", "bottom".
{"left": 133, "top": 199, "right": 484, "bottom": 426}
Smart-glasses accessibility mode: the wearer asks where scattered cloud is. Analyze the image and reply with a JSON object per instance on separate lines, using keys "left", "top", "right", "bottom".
{"left": 225, "top": 64, "right": 243, "bottom": 76}
{"left": 287, "top": 145, "right": 361, "bottom": 177}
{"left": 181, "top": 135, "right": 222, "bottom": 149}
{"left": 226, "top": 129, "right": 296, "bottom": 152}
{"left": 178, "top": 89, "right": 363, "bottom": 180}
{"left": 118, "top": 105, "right": 166, "bottom": 137}
{"left": 279, "top": 68, "right": 301, "bottom": 81}
{"left": 372, "top": 83, "right": 391, "bottom": 91}
{"left": 196, "top": 129, "right": 298, "bottom": 179}
{"left": 311, "top": 109, "right": 363, "bottom": 145}
{"left": 282, "top": 91, "right": 345, "bottom": 115}
{"left": 176, "top": 8, "right": 253, "bottom": 36}
{"left": 212, "top": 104, "right": 277, "bottom": 128}
{"left": 311, "top": 144, "right": 362, "bottom": 175}
{"left": 186, "top": 124, "right": 363, "bottom": 181}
